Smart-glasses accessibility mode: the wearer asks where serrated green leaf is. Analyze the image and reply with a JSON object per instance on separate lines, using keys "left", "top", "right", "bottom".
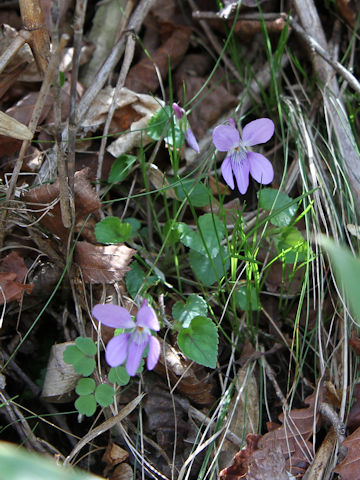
{"left": 95, "top": 384, "right": 114, "bottom": 407}
{"left": 125, "top": 261, "right": 159, "bottom": 299}
{"left": 235, "top": 285, "right": 261, "bottom": 311}
{"left": 95, "top": 217, "right": 132, "bottom": 244}
{"left": 75, "top": 395, "right": 97, "bottom": 417}
{"left": 172, "top": 294, "right": 208, "bottom": 328}
{"left": 175, "top": 180, "right": 211, "bottom": 207}
{"left": 108, "top": 154, "right": 136, "bottom": 183}
{"left": 178, "top": 213, "right": 225, "bottom": 257}
{"left": 177, "top": 316, "right": 218, "bottom": 368}
{"left": 75, "top": 378, "right": 96, "bottom": 396}
{"left": 75, "top": 337, "right": 97, "bottom": 356}
{"left": 125, "top": 217, "right": 141, "bottom": 236}
{"left": 258, "top": 188, "right": 298, "bottom": 227}
{"left": 108, "top": 365, "right": 130, "bottom": 386}
{"left": 73, "top": 357, "right": 96, "bottom": 377}
{"left": 63, "top": 345, "right": 83, "bottom": 366}
{"left": 189, "top": 245, "right": 230, "bottom": 287}
{"left": 274, "top": 226, "right": 309, "bottom": 264}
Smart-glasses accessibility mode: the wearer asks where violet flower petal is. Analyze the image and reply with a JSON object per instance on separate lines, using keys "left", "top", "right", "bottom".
{"left": 221, "top": 156, "right": 235, "bottom": 190}
{"left": 185, "top": 128, "right": 200, "bottom": 153}
{"left": 105, "top": 333, "right": 130, "bottom": 367}
{"left": 247, "top": 151, "right": 274, "bottom": 185}
{"left": 92, "top": 304, "right": 135, "bottom": 329}
{"left": 172, "top": 102, "right": 184, "bottom": 120}
{"left": 126, "top": 338, "right": 148, "bottom": 376}
{"left": 228, "top": 118, "right": 236, "bottom": 129}
{"left": 242, "top": 118, "right": 274, "bottom": 147}
{"left": 212, "top": 124, "right": 240, "bottom": 152}
{"left": 147, "top": 336, "right": 161, "bottom": 370}
{"left": 136, "top": 300, "right": 160, "bottom": 331}
{"left": 232, "top": 155, "right": 250, "bottom": 194}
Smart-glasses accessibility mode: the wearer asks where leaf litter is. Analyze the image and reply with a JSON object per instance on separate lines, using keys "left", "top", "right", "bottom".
{"left": 0, "top": 0, "right": 359, "bottom": 479}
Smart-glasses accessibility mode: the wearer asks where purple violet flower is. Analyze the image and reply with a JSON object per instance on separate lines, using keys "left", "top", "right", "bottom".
{"left": 92, "top": 300, "right": 160, "bottom": 377}
{"left": 212, "top": 118, "right": 275, "bottom": 194}
{"left": 172, "top": 102, "right": 200, "bottom": 154}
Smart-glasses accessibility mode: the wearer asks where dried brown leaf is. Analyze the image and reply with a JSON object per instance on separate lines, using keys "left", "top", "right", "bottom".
{"left": 257, "top": 391, "right": 320, "bottom": 475}
{"left": 74, "top": 242, "right": 134, "bottom": 284}
{"left": 111, "top": 463, "right": 133, "bottom": 480}
{"left": 24, "top": 168, "right": 100, "bottom": 240}
{"left": 102, "top": 442, "right": 129, "bottom": 476}
{"left": 80, "top": 86, "right": 164, "bottom": 158}
{"left": 221, "top": 390, "right": 321, "bottom": 478}
{"left": 220, "top": 434, "right": 262, "bottom": 480}
{"left": 347, "top": 383, "right": 360, "bottom": 432}
{"left": 0, "top": 110, "right": 32, "bottom": 140}
{"left": 349, "top": 332, "right": 360, "bottom": 356}
{"left": 219, "top": 366, "right": 259, "bottom": 470}
{"left": 0, "top": 251, "right": 33, "bottom": 305}
{"left": 154, "top": 340, "right": 215, "bottom": 406}
{"left": 125, "top": 24, "right": 191, "bottom": 93}
{"left": 334, "top": 426, "right": 360, "bottom": 480}
{"left": 0, "top": 24, "right": 41, "bottom": 83}
{"left": 175, "top": 55, "right": 237, "bottom": 140}
{"left": 247, "top": 440, "right": 288, "bottom": 480}
{"left": 336, "top": 0, "right": 358, "bottom": 27}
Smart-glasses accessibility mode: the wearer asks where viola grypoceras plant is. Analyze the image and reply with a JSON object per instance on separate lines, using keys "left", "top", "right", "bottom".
{"left": 212, "top": 118, "right": 275, "bottom": 194}
{"left": 172, "top": 102, "right": 200, "bottom": 154}
{"left": 92, "top": 300, "right": 160, "bottom": 376}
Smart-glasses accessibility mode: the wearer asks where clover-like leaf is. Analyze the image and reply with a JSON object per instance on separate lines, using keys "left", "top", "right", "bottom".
{"left": 73, "top": 356, "right": 96, "bottom": 377}
{"left": 76, "top": 378, "right": 96, "bottom": 396}
{"left": 95, "top": 384, "right": 114, "bottom": 407}
{"left": 177, "top": 316, "right": 218, "bottom": 368}
{"left": 108, "top": 365, "right": 130, "bottom": 386}
{"left": 63, "top": 345, "right": 83, "bottom": 366}
{"left": 75, "top": 394, "right": 97, "bottom": 417}
{"left": 75, "top": 337, "right": 97, "bottom": 356}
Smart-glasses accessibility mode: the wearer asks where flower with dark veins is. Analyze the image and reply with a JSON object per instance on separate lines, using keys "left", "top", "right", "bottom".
{"left": 92, "top": 300, "right": 160, "bottom": 376}
{"left": 212, "top": 118, "right": 275, "bottom": 194}
{"left": 172, "top": 102, "right": 200, "bottom": 154}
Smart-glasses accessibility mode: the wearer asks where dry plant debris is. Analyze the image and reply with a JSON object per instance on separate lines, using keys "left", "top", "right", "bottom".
{"left": 0, "top": 0, "right": 359, "bottom": 479}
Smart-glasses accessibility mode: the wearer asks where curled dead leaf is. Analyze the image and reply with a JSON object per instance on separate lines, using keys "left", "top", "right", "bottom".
{"left": 23, "top": 168, "right": 100, "bottom": 240}
{"left": 219, "top": 434, "right": 261, "bottom": 480}
{"left": 125, "top": 23, "right": 192, "bottom": 93}
{"left": 218, "top": 366, "right": 259, "bottom": 470}
{"left": 74, "top": 241, "right": 134, "bottom": 284}
{"left": 80, "top": 86, "right": 164, "bottom": 158}
{"left": 102, "top": 442, "right": 129, "bottom": 477}
{"left": 154, "top": 340, "right": 215, "bottom": 407}
{"left": 334, "top": 426, "right": 360, "bottom": 480}
{"left": 0, "top": 251, "right": 33, "bottom": 307}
